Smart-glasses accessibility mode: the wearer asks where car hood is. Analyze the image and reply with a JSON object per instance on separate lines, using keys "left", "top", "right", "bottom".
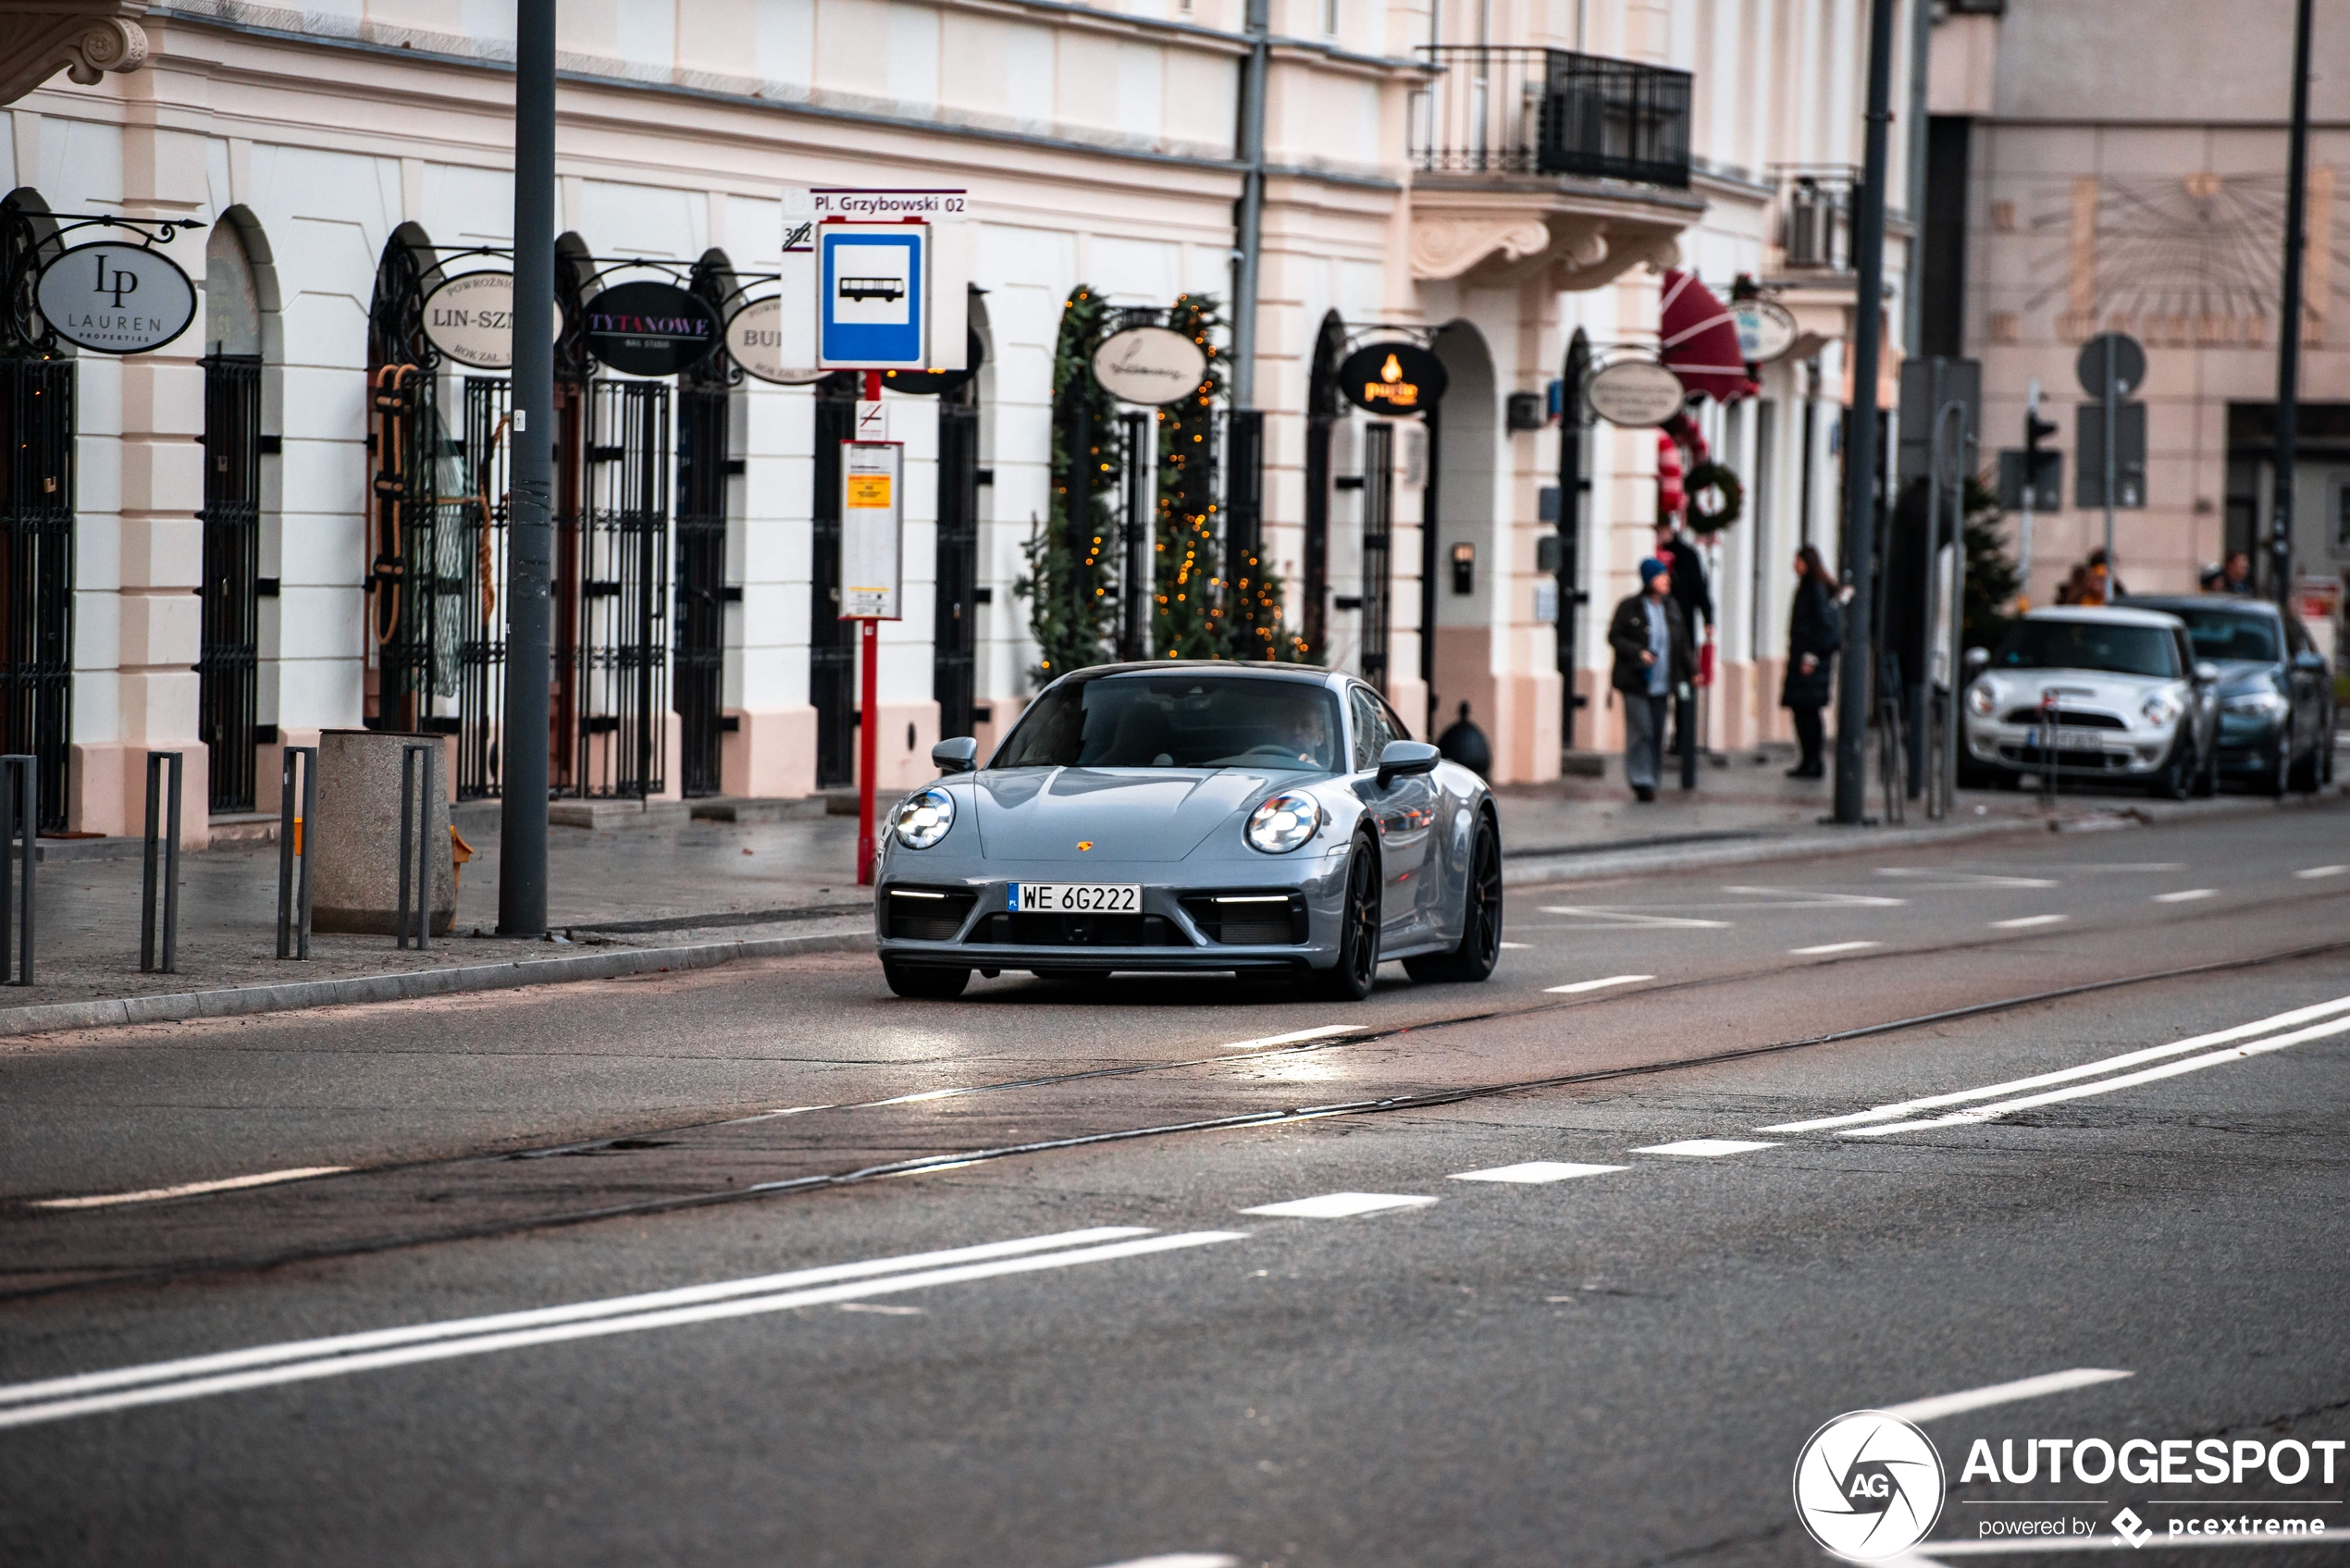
{"left": 1974, "top": 667, "right": 2176, "bottom": 710}
{"left": 2208, "top": 659, "right": 2281, "bottom": 697}
{"left": 970, "top": 767, "right": 1297, "bottom": 861}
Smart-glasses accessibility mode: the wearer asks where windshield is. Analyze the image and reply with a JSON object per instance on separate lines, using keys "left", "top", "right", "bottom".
{"left": 993, "top": 674, "right": 1343, "bottom": 772}
{"left": 1991, "top": 620, "right": 2179, "bottom": 679}
{"left": 2151, "top": 607, "right": 2280, "bottom": 664}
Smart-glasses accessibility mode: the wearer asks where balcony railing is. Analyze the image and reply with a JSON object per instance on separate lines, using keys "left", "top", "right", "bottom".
{"left": 1410, "top": 47, "right": 1691, "bottom": 190}
{"left": 1770, "top": 166, "right": 1860, "bottom": 273}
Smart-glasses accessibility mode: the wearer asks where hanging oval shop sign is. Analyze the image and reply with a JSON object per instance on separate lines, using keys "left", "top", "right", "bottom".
{"left": 1091, "top": 325, "right": 1209, "bottom": 406}
{"left": 34, "top": 241, "right": 197, "bottom": 354}
{"left": 581, "top": 280, "right": 720, "bottom": 377}
{"left": 1730, "top": 298, "right": 1799, "bottom": 364}
{"left": 420, "top": 271, "right": 561, "bottom": 371}
{"left": 1584, "top": 358, "right": 1688, "bottom": 427}
{"left": 723, "top": 297, "right": 829, "bottom": 385}
{"left": 1337, "top": 342, "right": 1447, "bottom": 415}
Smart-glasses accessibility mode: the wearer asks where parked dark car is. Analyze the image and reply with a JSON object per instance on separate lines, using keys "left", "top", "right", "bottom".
{"left": 2124, "top": 596, "right": 2336, "bottom": 796}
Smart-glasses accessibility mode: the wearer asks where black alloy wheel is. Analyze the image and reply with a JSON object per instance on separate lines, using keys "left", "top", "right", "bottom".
{"left": 1307, "top": 837, "right": 1381, "bottom": 1001}
{"left": 1405, "top": 811, "right": 1503, "bottom": 984}
{"left": 2148, "top": 736, "right": 2193, "bottom": 801}
{"left": 2259, "top": 729, "right": 2291, "bottom": 798}
{"left": 2193, "top": 738, "right": 2219, "bottom": 797}
{"left": 884, "top": 960, "right": 971, "bottom": 999}
{"left": 2289, "top": 727, "right": 2323, "bottom": 793}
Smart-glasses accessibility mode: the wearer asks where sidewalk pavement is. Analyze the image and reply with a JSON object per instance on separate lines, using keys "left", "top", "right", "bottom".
{"left": 7, "top": 756, "right": 2334, "bottom": 1037}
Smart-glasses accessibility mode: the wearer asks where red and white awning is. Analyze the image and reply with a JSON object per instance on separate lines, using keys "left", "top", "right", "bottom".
{"left": 1658, "top": 269, "right": 1757, "bottom": 403}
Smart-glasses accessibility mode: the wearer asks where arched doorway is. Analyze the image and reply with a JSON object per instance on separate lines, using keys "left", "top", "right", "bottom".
{"left": 1302, "top": 312, "right": 1348, "bottom": 658}
{"left": 1429, "top": 320, "right": 1498, "bottom": 746}
{"left": 363, "top": 223, "right": 448, "bottom": 737}
{"left": 199, "top": 211, "right": 267, "bottom": 812}
{"left": 0, "top": 190, "right": 71, "bottom": 831}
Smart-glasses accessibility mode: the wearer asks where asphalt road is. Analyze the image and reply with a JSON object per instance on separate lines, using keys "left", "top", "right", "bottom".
{"left": 3, "top": 799, "right": 2347, "bottom": 1567}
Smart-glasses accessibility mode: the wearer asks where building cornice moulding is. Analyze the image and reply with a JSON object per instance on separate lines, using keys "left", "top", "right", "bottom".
{"left": 1, "top": 1, "right": 149, "bottom": 107}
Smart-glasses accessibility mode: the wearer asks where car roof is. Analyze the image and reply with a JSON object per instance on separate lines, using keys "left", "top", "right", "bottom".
{"left": 2022, "top": 605, "right": 2185, "bottom": 630}
{"left": 2122, "top": 595, "right": 2282, "bottom": 619}
{"left": 1052, "top": 660, "right": 1342, "bottom": 687}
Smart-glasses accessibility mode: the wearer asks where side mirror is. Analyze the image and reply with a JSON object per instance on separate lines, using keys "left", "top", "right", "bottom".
{"left": 2294, "top": 650, "right": 2330, "bottom": 673}
{"left": 1375, "top": 739, "right": 1441, "bottom": 788}
{"left": 932, "top": 735, "right": 980, "bottom": 774}
{"left": 2192, "top": 661, "right": 2220, "bottom": 686}
{"left": 1963, "top": 646, "right": 1990, "bottom": 673}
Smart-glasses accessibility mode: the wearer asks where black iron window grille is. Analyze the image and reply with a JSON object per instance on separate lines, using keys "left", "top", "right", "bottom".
{"left": 934, "top": 384, "right": 980, "bottom": 744}
{"left": 454, "top": 377, "right": 512, "bottom": 800}
{"left": 1411, "top": 46, "right": 1690, "bottom": 189}
{"left": 0, "top": 199, "right": 73, "bottom": 833}
{"left": 572, "top": 378, "right": 670, "bottom": 799}
{"left": 810, "top": 376, "right": 858, "bottom": 789}
{"left": 198, "top": 352, "right": 262, "bottom": 813}
{"left": 674, "top": 379, "right": 728, "bottom": 797}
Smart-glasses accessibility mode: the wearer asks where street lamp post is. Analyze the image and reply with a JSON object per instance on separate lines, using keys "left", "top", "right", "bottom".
{"left": 498, "top": 0, "right": 554, "bottom": 937}
{"left": 1834, "top": 0, "right": 1899, "bottom": 827}
{"left": 2270, "top": 0, "right": 2315, "bottom": 611}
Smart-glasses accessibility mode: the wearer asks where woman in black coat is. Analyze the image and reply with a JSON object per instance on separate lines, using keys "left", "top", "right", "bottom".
{"left": 1781, "top": 544, "right": 1842, "bottom": 778}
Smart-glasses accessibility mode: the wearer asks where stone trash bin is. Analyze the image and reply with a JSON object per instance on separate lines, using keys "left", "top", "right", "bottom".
{"left": 311, "top": 729, "right": 455, "bottom": 935}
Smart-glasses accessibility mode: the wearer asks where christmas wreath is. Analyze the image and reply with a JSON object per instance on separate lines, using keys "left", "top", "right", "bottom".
{"left": 1683, "top": 460, "right": 1745, "bottom": 534}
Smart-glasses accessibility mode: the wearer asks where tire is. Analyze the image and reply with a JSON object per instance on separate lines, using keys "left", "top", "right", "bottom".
{"left": 1305, "top": 836, "right": 1380, "bottom": 1002}
{"left": 2289, "top": 731, "right": 2322, "bottom": 794}
{"left": 884, "top": 960, "right": 971, "bottom": 999}
{"left": 1404, "top": 811, "right": 1503, "bottom": 985}
{"left": 2257, "top": 732, "right": 2291, "bottom": 798}
{"left": 2192, "top": 735, "right": 2219, "bottom": 797}
{"left": 2146, "top": 736, "right": 2192, "bottom": 801}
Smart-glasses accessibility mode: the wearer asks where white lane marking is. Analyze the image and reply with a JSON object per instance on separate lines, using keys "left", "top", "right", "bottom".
{"left": 834, "top": 1303, "right": 923, "bottom": 1315}
{"left": 724, "top": 1105, "right": 835, "bottom": 1124}
{"left": 1448, "top": 1162, "right": 1626, "bottom": 1184}
{"left": 1632, "top": 1139, "right": 1778, "bottom": 1157}
{"left": 1090, "top": 1557, "right": 1242, "bottom": 1568}
{"left": 1762, "top": 994, "right": 2350, "bottom": 1133}
{"left": 1544, "top": 974, "right": 1655, "bottom": 994}
{"left": 868, "top": 1087, "right": 965, "bottom": 1105}
{"left": 1723, "top": 886, "right": 1907, "bottom": 907}
{"left": 1876, "top": 869, "right": 2059, "bottom": 888}
{"left": 2297, "top": 865, "right": 2348, "bottom": 880}
{"left": 2153, "top": 888, "right": 2217, "bottom": 903}
{"left": 1991, "top": 914, "right": 2066, "bottom": 929}
{"left": 30, "top": 1167, "right": 350, "bottom": 1211}
{"left": 1498, "top": 942, "right": 1532, "bottom": 950}
{"left": 1880, "top": 1367, "right": 2134, "bottom": 1424}
{"left": 1240, "top": 1192, "right": 1438, "bottom": 1219}
{"left": 1537, "top": 907, "right": 1730, "bottom": 930}
{"left": 0, "top": 1231, "right": 1243, "bottom": 1432}
{"left": 1842, "top": 1013, "right": 2350, "bottom": 1138}
{"left": 0, "top": 1227, "right": 1155, "bottom": 1410}
{"left": 1791, "top": 940, "right": 1882, "bottom": 956}
{"left": 1218, "top": 1024, "right": 1360, "bottom": 1052}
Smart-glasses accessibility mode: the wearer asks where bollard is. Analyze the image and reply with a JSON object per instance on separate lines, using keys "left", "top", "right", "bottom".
{"left": 140, "top": 752, "right": 183, "bottom": 973}
{"left": 277, "top": 746, "right": 318, "bottom": 959}
{"left": 0, "top": 756, "right": 32, "bottom": 984}
{"left": 395, "top": 742, "right": 436, "bottom": 950}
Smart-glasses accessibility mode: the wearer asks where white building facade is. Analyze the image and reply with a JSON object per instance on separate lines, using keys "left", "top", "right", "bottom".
{"left": 1, "top": 0, "right": 1921, "bottom": 846}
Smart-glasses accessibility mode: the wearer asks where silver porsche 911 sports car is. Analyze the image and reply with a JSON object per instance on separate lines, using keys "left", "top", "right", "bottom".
{"left": 872, "top": 662, "right": 1502, "bottom": 1001}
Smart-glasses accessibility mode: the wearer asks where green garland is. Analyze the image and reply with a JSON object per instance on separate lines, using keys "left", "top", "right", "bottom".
{"left": 1015, "top": 285, "right": 1122, "bottom": 688}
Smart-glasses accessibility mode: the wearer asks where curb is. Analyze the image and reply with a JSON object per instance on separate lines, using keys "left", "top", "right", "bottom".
{"left": 1501, "top": 791, "right": 2341, "bottom": 889}
{"left": 0, "top": 926, "right": 872, "bottom": 1040}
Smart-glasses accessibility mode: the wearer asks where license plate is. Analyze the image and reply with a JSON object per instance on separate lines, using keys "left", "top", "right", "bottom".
{"left": 1008, "top": 883, "right": 1141, "bottom": 914}
{"left": 2027, "top": 728, "right": 2100, "bottom": 752}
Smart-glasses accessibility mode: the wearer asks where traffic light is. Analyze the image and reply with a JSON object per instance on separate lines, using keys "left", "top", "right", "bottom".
{"left": 1997, "top": 402, "right": 2064, "bottom": 512}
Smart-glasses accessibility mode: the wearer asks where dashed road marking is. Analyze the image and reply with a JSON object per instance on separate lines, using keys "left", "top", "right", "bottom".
{"left": 1631, "top": 1139, "right": 1778, "bottom": 1157}
{"left": 1537, "top": 907, "right": 1730, "bottom": 930}
{"left": 1498, "top": 942, "right": 1533, "bottom": 950}
{"left": 2297, "top": 864, "right": 2347, "bottom": 880}
{"left": 1991, "top": 914, "right": 2066, "bottom": 929}
{"left": 1790, "top": 940, "right": 1882, "bottom": 956}
{"left": 1088, "top": 1557, "right": 1242, "bottom": 1568}
{"left": 1218, "top": 1024, "right": 1362, "bottom": 1052}
{"left": 1543, "top": 974, "right": 1655, "bottom": 994}
{"left": 31, "top": 1167, "right": 350, "bottom": 1211}
{"left": 1448, "top": 1161, "right": 1626, "bottom": 1184}
{"left": 2152, "top": 888, "right": 2216, "bottom": 903}
{"left": 1879, "top": 1367, "right": 2133, "bottom": 1424}
{"left": 1240, "top": 1192, "right": 1439, "bottom": 1219}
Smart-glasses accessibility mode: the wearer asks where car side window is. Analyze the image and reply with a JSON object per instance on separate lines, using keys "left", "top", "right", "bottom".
{"left": 1376, "top": 694, "right": 1414, "bottom": 744}
{"left": 1349, "top": 687, "right": 1391, "bottom": 772}
{"left": 2282, "top": 613, "right": 2308, "bottom": 657}
{"left": 2174, "top": 629, "right": 2194, "bottom": 675}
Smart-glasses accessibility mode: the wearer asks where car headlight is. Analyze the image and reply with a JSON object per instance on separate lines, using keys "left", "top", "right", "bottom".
{"left": 2223, "top": 691, "right": 2290, "bottom": 719}
{"left": 1965, "top": 680, "right": 1997, "bottom": 718}
{"left": 1244, "top": 791, "right": 1322, "bottom": 854}
{"left": 2140, "top": 694, "right": 2181, "bottom": 728}
{"left": 891, "top": 787, "right": 955, "bottom": 849}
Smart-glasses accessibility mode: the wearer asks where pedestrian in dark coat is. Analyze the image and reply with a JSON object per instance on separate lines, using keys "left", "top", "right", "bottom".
{"left": 1781, "top": 544, "right": 1842, "bottom": 778}
{"left": 1609, "top": 560, "right": 1696, "bottom": 801}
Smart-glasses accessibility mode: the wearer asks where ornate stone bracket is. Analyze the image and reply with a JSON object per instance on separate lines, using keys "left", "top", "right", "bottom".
{"left": 1, "top": 5, "right": 150, "bottom": 107}
{"left": 1410, "top": 215, "right": 1552, "bottom": 282}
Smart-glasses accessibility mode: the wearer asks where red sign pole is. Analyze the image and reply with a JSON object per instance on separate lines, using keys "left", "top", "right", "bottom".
{"left": 856, "top": 614, "right": 880, "bottom": 885}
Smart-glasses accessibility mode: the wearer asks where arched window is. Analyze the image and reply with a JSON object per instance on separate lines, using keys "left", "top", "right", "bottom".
{"left": 200, "top": 218, "right": 265, "bottom": 811}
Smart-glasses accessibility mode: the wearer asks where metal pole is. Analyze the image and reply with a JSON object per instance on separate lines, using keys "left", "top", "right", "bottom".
{"left": 1902, "top": 0, "right": 1933, "bottom": 360}
{"left": 1835, "top": 0, "right": 1899, "bottom": 826}
{"left": 1122, "top": 409, "right": 1151, "bottom": 661}
{"left": 398, "top": 744, "right": 420, "bottom": 950}
{"left": 1942, "top": 404, "right": 1968, "bottom": 816}
{"left": 1229, "top": 0, "right": 1269, "bottom": 408}
{"left": 857, "top": 618, "right": 880, "bottom": 886}
{"left": 2019, "top": 377, "right": 2039, "bottom": 607}
{"left": 499, "top": 0, "right": 555, "bottom": 937}
{"left": 2102, "top": 336, "right": 2117, "bottom": 577}
{"left": 2270, "top": 0, "right": 2315, "bottom": 610}
{"left": 1923, "top": 383, "right": 1946, "bottom": 821}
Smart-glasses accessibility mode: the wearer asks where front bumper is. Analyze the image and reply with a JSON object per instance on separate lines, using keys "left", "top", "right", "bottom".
{"left": 1965, "top": 719, "right": 2175, "bottom": 777}
{"left": 872, "top": 854, "right": 1354, "bottom": 974}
